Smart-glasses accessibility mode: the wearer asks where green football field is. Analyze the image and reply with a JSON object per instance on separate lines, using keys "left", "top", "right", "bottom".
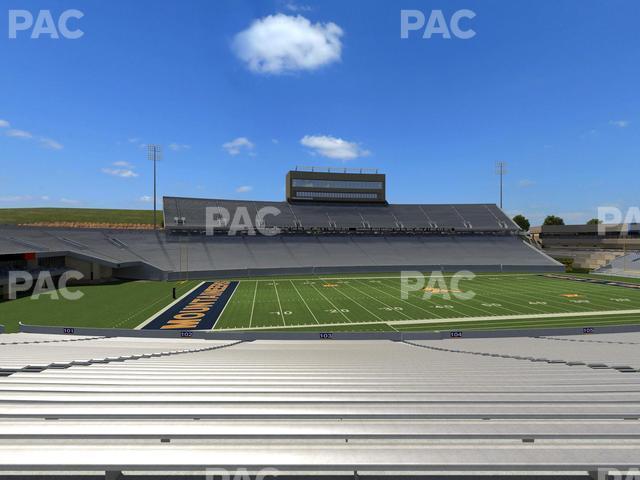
{"left": 0, "top": 280, "right": 200, "bottom": 333}
{"left": 214, "top": 273, "right": 640, "bottom": 332}
{"left": 2, "top": 273, "right": 640, "bottom": 333}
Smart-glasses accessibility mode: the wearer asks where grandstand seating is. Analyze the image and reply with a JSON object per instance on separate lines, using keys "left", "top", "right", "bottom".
{"left": 0, "top": 332, "right": 639, "bottom": 477}
{"left": 0, "top": 225, "right": 563, "bottom": 279}
{"left": 0, "top": 197, "right": 567, "bottom": 280}
{"left": 164, "top": 196, "right": 520, "bottom": 232}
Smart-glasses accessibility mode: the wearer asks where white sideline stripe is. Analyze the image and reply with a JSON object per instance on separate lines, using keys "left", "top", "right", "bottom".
{"left": 210, "top": 281, "right": 240, "bottom": 331}
{"left": 216, "top": 308, "right": 640, "bottom": 331}
{"left": 134, "top": 282, "right": 205, "bottom": 330}
{"left": 237, "top": 273, "right": 542, "bottom": 282}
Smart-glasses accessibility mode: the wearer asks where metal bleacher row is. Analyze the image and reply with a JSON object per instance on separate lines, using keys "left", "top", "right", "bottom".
{"left": 0, "top": 332, "right": 639, "bottom": 477}
{"left": 164, "top": 196, "right": 517, "bottom": 232}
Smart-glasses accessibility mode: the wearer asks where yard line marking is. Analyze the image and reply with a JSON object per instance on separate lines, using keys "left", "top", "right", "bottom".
{"left": 272, "top": 280, "right": 286, "bottom": 326}
{"left": 215, "top": 308, "right": 640, "bottom": 331}
{"left": 253, "top": 273, "right": 540, "bottom": 283}
{"left": 308, "top": 282, "right": 353, "bottom": 323}
{"left": 134, "top": 281, "right": 203, "bottom": 330}
{"left": 249, "top": 280, "right": 258, "bottom": 328}
{"left": 535, "top": 275, "right": 640, "bottom": 305}
{"left": 319, "top": 277, "right": 385, "bottom": 322}
{"left": 375, "top": 276, "right": 548, "bottom": 319}
{"left": 290, "top": 280, "right": 320, "bottom": 325}
{"left": 483, "top": 281, "right": 572, "bottom": 314}
{"left": 338, "top": 280, "right": 413, "bottom": 320}
{"left": 361, "top": 279, "right": 449, "bottom": 319}
{"left": 461, "top": 278, "right": 555, "bottom": 316}
{"left": 210, "top": 280, "right": 240, "bottom": 331}
{"left": 514, "top": 276, "right": 614, "bottom": 313}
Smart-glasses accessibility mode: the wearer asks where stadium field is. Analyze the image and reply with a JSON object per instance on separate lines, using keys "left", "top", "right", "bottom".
{"left": 213, "top": 273, "right": 640, "bottom": 332}
{"left": 2, "top": 273, "right": 640, "bottom": 333}
{"left": 0, "top": 280, "right": 200, "bottom": 333}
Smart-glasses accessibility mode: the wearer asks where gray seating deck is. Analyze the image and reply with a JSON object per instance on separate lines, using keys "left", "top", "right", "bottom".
{"left": 0, "top": 335, "right": 639, "bottom": 476}
{"left": 164, "top": 196, "right": 519, "bottom": 232}
{"left": 0, "top": 225, "right": 564, "bottom": 278}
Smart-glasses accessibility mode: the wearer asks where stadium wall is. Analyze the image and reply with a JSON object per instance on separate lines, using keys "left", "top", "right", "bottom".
{"left": 18, "top": 321, "right": 640, "bottom": 340}
{"left": 164, "top": 263, "right": 562, "bottom": 281}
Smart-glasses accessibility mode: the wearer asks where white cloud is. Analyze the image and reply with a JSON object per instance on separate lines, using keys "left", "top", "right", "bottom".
{"left": 59, "top": 198, "right": 80, "bottom": 205}
{"left": 102, "top": 168, "right": 138, "bottom": 178}
{"left": 300, "top": 135, "right": 370, "bottom": 160}
{"left": 609, "top": 120, "right": 630, "bottom": 128}
{"left": 102, "top": 162, "right": 139, "bottom": 178}
{"left": 232, "top": 14, "right": 343, "bottom": 74}
{"left": 139, "top": 195, "right": 153, "bottom": 203}
{"left": 6, "top": 129, "right": 33, "bottom": 139}
{"left": 169, "top": 143, "right": 191, "bottom": 152}
{"left": 39, "top": 138, "right": 63, "bottom": 150}
{"left": 223, "top": 137, "right": 254, "bottom": 155}
{"left": 125, "top": 138, "right": 149, "bottom": 149}
{"left": 236, "top": 185, "right": 253, "bottom": 193}
{"left": 518, "top": 179, "right": 535, "bottom": 188}
{"left": 2, "top": 122, "right": 63, "bottom": 149}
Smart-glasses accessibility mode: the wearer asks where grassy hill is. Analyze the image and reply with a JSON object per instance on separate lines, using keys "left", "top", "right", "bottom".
{"left": 0, "top": 208, "right": 163, "bottom": 227}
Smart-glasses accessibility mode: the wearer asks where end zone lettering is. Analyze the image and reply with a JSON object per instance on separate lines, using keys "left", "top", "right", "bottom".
{"left": 142, "top": 281, "right": 238, "bottom": 330}
{"left": 161, "top": 282, "right": 229, "bottom": 329}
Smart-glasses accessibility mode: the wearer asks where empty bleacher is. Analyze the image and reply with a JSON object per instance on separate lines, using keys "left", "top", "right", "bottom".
{"left": 0, "top": 332, "right": 638, "bottom": 477}
{"left": 0, "top": 225, "right": 563, "bottom": 280}
{"left": 0, "top": 196, "right": 560, "bottom": 280}
{"left": 164, "top": 196, "right": 519, "bottom": 232}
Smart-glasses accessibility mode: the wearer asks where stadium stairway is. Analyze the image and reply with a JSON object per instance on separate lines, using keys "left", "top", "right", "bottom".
{"left": 0, "top": 334, "right": 639, "bottom": 477}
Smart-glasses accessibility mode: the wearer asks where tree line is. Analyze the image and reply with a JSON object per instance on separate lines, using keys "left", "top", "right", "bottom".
{"left": 511, "top": 214, "right": 601, "bottom": 232}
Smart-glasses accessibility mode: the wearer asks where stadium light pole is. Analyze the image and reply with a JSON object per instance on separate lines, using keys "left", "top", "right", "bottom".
{"left": 495, "top": 161, "right": 507, "bottom": 209}
{"left": 147, "top": 145, "right": 162, "bottom": 229}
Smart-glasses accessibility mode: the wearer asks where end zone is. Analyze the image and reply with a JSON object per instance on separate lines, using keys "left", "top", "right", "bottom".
{"left": 137, "top": 281, "right": 238, "bottom": 330}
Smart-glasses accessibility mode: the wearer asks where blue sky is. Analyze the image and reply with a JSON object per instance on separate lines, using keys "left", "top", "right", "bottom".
{"left": 0, "top": 0, "right": 638, "bottom": 225}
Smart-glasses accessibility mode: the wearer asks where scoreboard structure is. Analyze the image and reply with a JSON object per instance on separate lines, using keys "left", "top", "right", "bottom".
{"left": 286, "top": 167, "right": 386, "bottom": 204}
